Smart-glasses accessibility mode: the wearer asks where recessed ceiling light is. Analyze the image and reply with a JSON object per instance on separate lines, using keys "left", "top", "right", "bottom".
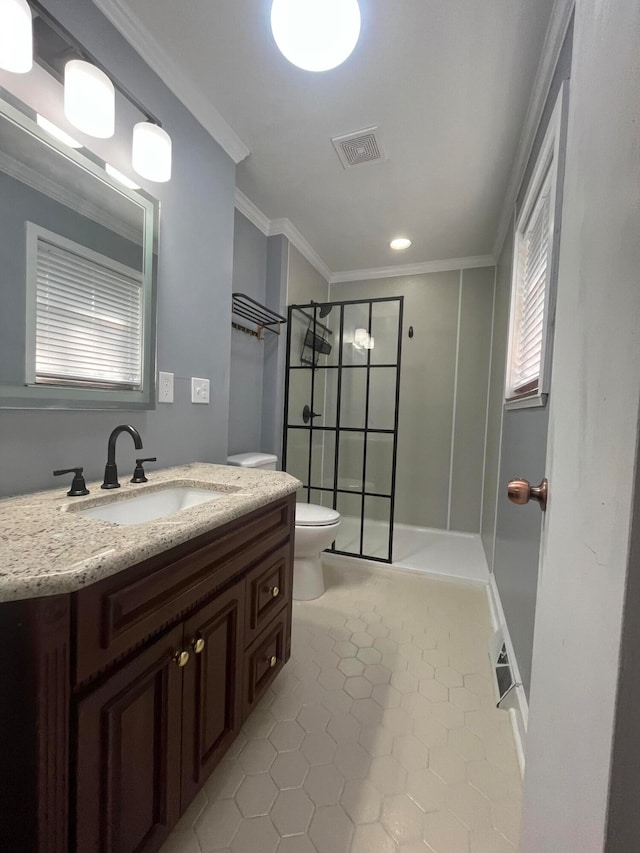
{"left": 270, "top": 0, "right": 361, "bottom": 72}
{"left": 390, "top": 237, "right": 412, "bottom": 251}
{"left": 36, "top": 115, "right": 82, "bottom": 149}
{"left": 105, "top": 164, "right": 140, "bottom": 190}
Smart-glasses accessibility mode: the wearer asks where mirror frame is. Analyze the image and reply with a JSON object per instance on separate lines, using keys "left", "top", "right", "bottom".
{"left": 0, "top": 95, "right": 158, "bottom": 410}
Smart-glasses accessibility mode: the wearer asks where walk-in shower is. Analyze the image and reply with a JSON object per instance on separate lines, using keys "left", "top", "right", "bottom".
{"left": 283, "top": 297, "right": 403, "bottom": 562}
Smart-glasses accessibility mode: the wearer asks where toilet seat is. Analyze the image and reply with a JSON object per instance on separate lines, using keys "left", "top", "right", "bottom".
{"left": 296, "top": 502, "right": 340, "bottom": 527}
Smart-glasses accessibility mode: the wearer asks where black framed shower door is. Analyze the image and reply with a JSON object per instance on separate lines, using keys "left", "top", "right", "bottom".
{"left": 282, "top": 296, "right": 403, "bottom": 563}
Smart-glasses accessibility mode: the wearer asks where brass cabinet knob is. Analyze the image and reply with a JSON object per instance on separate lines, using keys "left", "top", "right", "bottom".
{"left": 507, "top": 477, "right": 548, "bottom": 512}
{"left": 270, "top": 586, "right": 280, "bottom": 598}
{"left": 192, "top": 637, "right": 206, "bottom": 654}
{"left": 174, "top": 650, "right": 190, "bottom": 667}
{"left": 269, "top": 655, "right": 277, "bottom": 668}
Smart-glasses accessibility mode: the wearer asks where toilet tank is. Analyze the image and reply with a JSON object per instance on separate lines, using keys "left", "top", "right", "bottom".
{"left": 226, "top": 452, "right": 278, "bottom": 471}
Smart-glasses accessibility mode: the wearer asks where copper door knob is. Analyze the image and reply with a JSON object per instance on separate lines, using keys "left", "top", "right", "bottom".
{"left": 507, "top": 478, "right": 548, "bottom": 512}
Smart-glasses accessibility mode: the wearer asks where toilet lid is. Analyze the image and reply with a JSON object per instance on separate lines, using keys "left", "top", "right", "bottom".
{"left": 296, "top": 502, "right": 340, "bottom": 527}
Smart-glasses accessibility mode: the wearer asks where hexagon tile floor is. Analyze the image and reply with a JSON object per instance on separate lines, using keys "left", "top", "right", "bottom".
{"left": 161, "top": 563, "right": 522, "bottom": 853}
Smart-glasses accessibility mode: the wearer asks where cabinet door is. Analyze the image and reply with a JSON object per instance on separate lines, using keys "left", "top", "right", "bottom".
{"left": 75, "top": 625, "right": 184, "bottom": 853}
{"left": 181, "top": 580, "right": 245, "bottom": 809}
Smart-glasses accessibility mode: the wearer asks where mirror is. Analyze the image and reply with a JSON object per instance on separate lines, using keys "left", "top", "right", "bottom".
{"left": 0, "top": 95, "right": 158, "bottom": 409}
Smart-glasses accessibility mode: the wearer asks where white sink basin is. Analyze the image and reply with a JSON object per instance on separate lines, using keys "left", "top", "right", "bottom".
{"left": 76, "top": 487, "right": 227, "bottom": 526}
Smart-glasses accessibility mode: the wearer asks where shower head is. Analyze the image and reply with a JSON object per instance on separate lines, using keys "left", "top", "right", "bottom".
{"left": 318, "top": 303, "right": 332, "bottom": 318}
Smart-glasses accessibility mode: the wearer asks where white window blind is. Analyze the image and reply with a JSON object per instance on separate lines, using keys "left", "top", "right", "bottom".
{"left": 509, "top": 166, "right": 552, "bottom": 395}
{"left": 33, "top": 235, "right": 143, "bottom": 389}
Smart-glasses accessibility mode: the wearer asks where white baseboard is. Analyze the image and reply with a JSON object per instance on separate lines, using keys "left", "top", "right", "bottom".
{"left": 486, "top": 573, "right": 528, "bottom": 776}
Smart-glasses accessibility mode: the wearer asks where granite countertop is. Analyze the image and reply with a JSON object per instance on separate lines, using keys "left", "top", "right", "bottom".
{"left": 0, "top": 463, "right": 301, "bottom": 603}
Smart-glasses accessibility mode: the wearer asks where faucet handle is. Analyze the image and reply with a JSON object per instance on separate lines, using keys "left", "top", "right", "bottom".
{"left": 131, "top": 457, "right": 157, "bottom": 484}
{"left": 53, "top": 467, "right": 90, "bottom": 497}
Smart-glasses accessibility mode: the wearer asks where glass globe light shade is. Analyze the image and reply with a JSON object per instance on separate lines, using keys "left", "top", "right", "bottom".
{"left": 132, "top": 122, "right": 172, "bottom": 183}
{"left": 64, "top": 60, "right": 115, "bottom": 138}
{"left": 0, "top": 0, "right": 33, "bottom": 73}
{"left": 270, "top": 0, "right": 361, "bottom": 72}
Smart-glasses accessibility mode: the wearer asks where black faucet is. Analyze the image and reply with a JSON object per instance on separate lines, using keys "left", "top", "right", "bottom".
{"left": 101, "top": 425, "right": 143, "bottom": 489}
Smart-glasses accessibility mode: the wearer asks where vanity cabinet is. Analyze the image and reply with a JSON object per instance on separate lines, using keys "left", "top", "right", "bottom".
{"left": 0, "top": 493, "right": 295, "bottom": 853}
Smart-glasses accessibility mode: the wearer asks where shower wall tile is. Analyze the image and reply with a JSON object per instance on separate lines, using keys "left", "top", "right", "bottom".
{"left": 334, "top": 273, "right": 460, "bottom": 530}
{"left": 450, "top": 267, "right": 495, "bottom": 533}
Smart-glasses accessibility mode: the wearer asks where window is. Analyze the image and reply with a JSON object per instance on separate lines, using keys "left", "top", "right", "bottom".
{"left": 26, "top": 224, "right": 144, "bottom": 390}
{"left": 505, "top": 83, "right": 567, "bottom": 405}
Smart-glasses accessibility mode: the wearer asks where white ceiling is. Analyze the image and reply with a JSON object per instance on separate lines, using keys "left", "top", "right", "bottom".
{"left": 110, "top": 0, "right": 555, "bottom": 275}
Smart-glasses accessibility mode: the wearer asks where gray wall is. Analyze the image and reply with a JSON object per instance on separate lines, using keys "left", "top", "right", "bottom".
{"left": 479, "top": 23, "right": 572, "bottom": 696}
{"left": 228, "top": 210, "right": 268, "bottom": 456}
{"left": 261, "top": 235, "right": 289, "bottom": 461}
{"left": 333, "top": 267, "right": 494, "bottom": 533}
{"left": 287, "top": 246, "right": 329, "bottom": 306}
{"left": 0, "top": 0, "right": 235, "bottom": 498}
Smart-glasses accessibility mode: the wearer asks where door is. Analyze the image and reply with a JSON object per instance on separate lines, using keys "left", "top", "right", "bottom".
{"left": 180, "top": 580, "right": 245, "bottom": 810}
{"left": 283, "top": 297, "right": 403, "bottom": 561}
{"left": 75, "top": 625, "right": 184, "bottom": 853}
{"left": 492, "top": 408, "right": 549, "bottom": 695}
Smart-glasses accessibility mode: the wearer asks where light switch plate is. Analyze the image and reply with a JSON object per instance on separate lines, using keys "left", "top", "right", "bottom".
{"left": 158, "top": 371, "right": 174, "bottom": 403}
{"left": 191, "top": 377, "right": 210, "bottom": 404}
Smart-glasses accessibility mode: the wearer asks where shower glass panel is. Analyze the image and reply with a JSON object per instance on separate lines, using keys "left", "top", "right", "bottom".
{"left": 283, "top": 297, "right": 403, "bottom": 563}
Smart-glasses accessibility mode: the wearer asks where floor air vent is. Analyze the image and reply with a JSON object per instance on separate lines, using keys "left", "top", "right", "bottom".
{"left": 495, "top": 643, "right": 520, "bottom": 707}
{"left": 331, "top": 127, "right": 385, "bottom": 169}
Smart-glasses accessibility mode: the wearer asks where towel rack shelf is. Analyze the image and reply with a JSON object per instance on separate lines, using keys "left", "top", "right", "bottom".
{"left": 232, "top": 293, "right": 287, "bottom": 340}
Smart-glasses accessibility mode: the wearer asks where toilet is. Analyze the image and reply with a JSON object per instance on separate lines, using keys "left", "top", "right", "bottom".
{"left": 226, "top": 453, "right": 341, "bottom": 601}
{"left": 293, "top": 502, "right": 340, "bottom": 600}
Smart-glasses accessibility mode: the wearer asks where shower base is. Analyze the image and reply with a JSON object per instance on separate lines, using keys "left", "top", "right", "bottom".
{"left": 327, "top": 516, "right": 490, "bottom": 584}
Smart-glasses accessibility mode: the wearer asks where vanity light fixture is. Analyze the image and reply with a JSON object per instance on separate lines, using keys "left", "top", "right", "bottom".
{"left": 270, "top": 0, "right": 361, "bottom": 72}
{"left": 64, "top": 59, "right": 115, "bottom": 138}
{"left": 132, "top": 122, "right": 172, "bottom": 183}
{"left": 390, "top": 237, "right": 412, "bottom": 250}
{"left": 0, "top": 0, "right": 33, "bottom": 73}
{"left": 105, "top": 164, "right": 140, "bottom": 190}
{"left": 36, "top": 114, "right": 82, "bottom": 148}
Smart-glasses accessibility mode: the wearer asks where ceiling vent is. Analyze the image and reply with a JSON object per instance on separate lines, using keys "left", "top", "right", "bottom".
{"left": 331, "top": 127, "right": 385, "bottom": 169}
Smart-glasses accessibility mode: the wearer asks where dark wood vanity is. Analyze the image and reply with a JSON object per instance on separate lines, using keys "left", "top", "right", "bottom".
{"left": 0, "top": 493, "right": 295, "bottom": 853}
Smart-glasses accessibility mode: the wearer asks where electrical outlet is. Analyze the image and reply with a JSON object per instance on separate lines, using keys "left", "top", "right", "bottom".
{"left": 158, "top": 371, "right": 174, "bottom": 403}
{"left": 191, "top": 377, "right": 210, "bottom": 404}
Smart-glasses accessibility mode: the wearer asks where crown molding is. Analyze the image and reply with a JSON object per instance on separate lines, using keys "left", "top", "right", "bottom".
{"left": 330, "top": 255, "right": 496, "bottom": 284}
{"left": 234, "top": 190, "right": 332, "bottom": 282}
{"left": 268, "top": 218, "right": 332, "bottom": 283}
{"left": 91, "top": 0, "right": 250, "bottom": 164}
{"left": 234, "top": 190, "right": 495, "bottom": 285}
{"left": 234, "top": 189, "right": 270, "bottom": 235}
{"left": 493, "top": 0, "right": 575, "bottom": 259}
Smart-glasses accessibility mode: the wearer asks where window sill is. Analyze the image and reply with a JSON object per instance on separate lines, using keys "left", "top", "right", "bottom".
{"left": 504, "top": 392, "right": 548, "bottom": 411}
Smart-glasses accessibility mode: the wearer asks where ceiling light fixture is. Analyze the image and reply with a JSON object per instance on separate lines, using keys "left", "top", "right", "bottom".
{"left": 36, "top": 114, "right": 82, "bottom": 148}
{"left": 0, "top": 0, "right": 33, "bottom": 73}
{"left": 132, "top": 122, "right": 172, "bottom": 183}
{"left": 390, "top": 237, "right": 412, "bottom": 251}
{"left": 105, "top": 164, "right": 140, "bottom": 190}
{"left": 270, "top": 0, "right": 361, "bottom": 72}
{"left": 64, "top": 59, "right": 115, "bottom": 138}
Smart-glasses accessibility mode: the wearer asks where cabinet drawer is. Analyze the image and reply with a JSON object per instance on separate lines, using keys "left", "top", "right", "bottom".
{"left": 242, "top": 609, "right": 289, "bottom": 720}
{"left": 244, "top": 545, "right": 291, "bottom": 647}
{"left": 74, "top": 496, "right": 294, "bottom": 684}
